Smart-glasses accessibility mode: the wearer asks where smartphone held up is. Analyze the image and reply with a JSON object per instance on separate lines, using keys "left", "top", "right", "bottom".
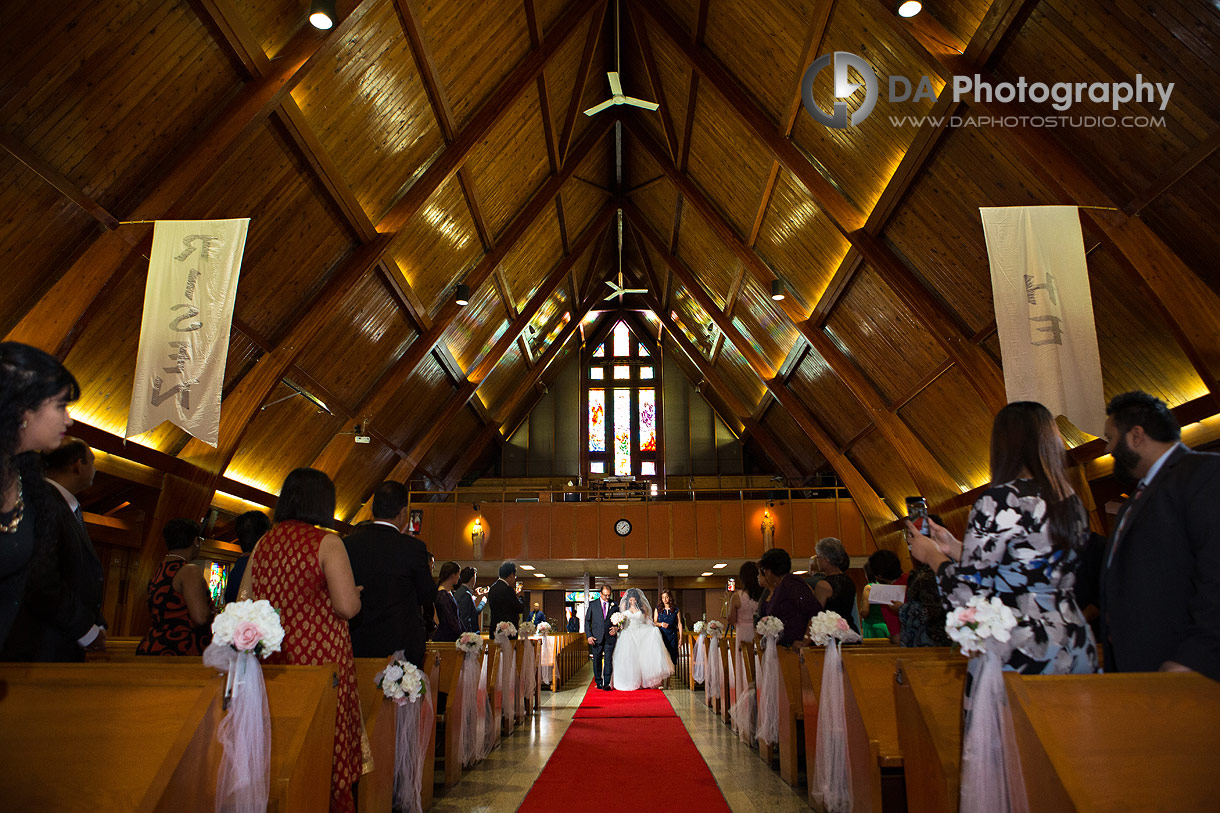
{"left": 906, "top": 496, "right": 932, "bottom": 537}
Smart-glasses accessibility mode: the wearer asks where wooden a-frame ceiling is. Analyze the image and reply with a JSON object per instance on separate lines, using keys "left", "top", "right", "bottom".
{"left": 3, "top": 0, "right": 1219, "bottom": 548}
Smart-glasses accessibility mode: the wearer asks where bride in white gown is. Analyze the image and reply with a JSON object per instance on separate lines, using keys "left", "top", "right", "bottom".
{"left": 612, "top": 588, "right": 675, "bottom": 690}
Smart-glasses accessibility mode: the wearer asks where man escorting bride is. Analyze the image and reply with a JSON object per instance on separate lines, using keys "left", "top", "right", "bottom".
{"left": 612, "top": 588, "right": 674, "bottom": 690}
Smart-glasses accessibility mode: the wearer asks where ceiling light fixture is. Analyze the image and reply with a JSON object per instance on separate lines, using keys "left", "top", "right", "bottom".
{"left": 309, "top": 0, "right": 336, "bottom": 30}
{"left": 712, "top": 563, "right": 728, "bottom": 569}
{"left": 617, "top": 564, "right": 629, "bottom": 569}
{"left": 533, "top": 573, "right": 546, "bottom": 578}
{"left": 770, "top": 279, "right": 786, "bottom": 301}
{"left": 455, "top": 283, "right": 470, "bottom": 306}
{"left": 700, "top": 571, "right": 713, "bottom": 577}
{"left": 793, "top": 570, "right": 809, "bottom": 575}
{"left": 898, "top": 1, "right": 922, "bottom": 17}
{"left": 519, "top": 564, "right": 535, "bottom": 570}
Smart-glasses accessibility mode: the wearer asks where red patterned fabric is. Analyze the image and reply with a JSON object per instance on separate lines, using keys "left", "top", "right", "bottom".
{"left": 251, "top": 520, "right": 360, "bottom": 813}
{"left": 135, "top": 559, "right": 210, "bottom": 655}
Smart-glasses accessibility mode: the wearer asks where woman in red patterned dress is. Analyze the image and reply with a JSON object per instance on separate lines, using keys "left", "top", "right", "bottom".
{"left": 238, "top": 468, "right": 362, "bottom": 812}
{"left": 135, "top": 519, "right": 211, "bottom": 655}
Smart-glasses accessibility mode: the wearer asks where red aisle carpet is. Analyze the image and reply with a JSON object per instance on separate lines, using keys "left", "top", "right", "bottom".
{"left": 518, "top": 684, "right": 731, "bottom": 811}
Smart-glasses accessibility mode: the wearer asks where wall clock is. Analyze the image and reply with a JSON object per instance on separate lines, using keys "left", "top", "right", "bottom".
{"left": 614, "top": 518, "right": 632, "bottom": 536}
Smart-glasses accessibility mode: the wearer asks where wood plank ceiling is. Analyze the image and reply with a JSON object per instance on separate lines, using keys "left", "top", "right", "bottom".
{"left": 2, "top": 0, "right": 1219, "bottom": 549}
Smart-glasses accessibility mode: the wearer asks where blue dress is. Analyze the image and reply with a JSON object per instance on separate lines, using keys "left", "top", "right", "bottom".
{"left": 656, "top": 606, "right": 680, "bottom": 663}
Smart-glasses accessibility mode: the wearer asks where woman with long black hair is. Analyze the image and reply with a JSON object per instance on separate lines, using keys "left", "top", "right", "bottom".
{"left": 908, "top": 401, "right": 1097, "bottom": 677}
{"left": 0, "top": 343, "right": 78, "bottom": 650}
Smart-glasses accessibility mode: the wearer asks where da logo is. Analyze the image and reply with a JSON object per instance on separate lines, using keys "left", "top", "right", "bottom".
{"left": 802, "top": 51, "right": 879, "bottom": 129}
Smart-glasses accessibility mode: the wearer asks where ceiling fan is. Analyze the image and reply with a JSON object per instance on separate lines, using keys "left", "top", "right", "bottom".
{"left": 603, "top": 209, "right": 648, "bottom": 302}
{"left": 584, "top": 0, "right": 659, "bottom": 117}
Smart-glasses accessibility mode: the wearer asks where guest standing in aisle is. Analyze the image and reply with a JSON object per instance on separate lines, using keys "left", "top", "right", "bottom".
{"left": 135, "top": 519, "right": 211, "bottom": 656}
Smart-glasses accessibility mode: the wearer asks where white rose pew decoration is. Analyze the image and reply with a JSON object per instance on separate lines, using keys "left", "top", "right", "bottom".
{"left": 456, "top": 633, "right": 492, "bottom": 766}
{"left": 203, "top": 599, "right": 285, "bottom": 813}
{"left": 946, "top": 596, "right": 1027, "bottom": 813}
{"left": 494, "top": 622, "right": 517, "bottom": 728}
{"left": 374, "top": 653, "right": 432, "bottom": 813}
{"left": 703, "top": 620, "right": 725, "bottom": 703}
{"left": 515, "top": 622, "right": 537, "bottom": 717}
{"left": 807, "top": 610, "right": 861, "bottom": 813}
{"left": 691, "top": 621, "right": 707, "bottom": 684}
{"left": 753, "top": 616, "right": 785, "bottom": 745}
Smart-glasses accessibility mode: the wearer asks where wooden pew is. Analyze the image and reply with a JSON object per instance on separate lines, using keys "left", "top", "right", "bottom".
{"left": 733, "top": 641, "right": 757, "bottom": 746}
{"left": 775, "top": 646, "right": 805, "bottom": 785}
{"left": 1004, "top": 671, "right": 1220, "bottom": 811}
{"left": 0, "top": 661, "right": 337, "bottom": 813}
{"left": 425, "top": 644, "right": 468, "bottom": 788}
{"left": 841, "top": 648, "right": 963, "bottom": 812}
{"left": 893, "top": 657, "right": 967, "bottom": 813}
{"left": 354, "top": 656, "right": 395, "bottom": 813}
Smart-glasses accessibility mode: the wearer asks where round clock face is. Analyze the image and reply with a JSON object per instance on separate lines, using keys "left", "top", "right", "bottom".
{"left": 614, "top": 519, "right": 632, "bottom": 537}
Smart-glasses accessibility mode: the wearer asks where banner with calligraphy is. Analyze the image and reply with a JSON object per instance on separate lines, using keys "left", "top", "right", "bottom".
{"left": 980, "top": 206, "right": 1105, "bottom": 436}
{"left": 126, "top": 219, "right": 249, "bottom": 445}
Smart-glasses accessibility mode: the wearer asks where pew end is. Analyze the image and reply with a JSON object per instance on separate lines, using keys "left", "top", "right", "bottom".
{"left": 893, "top": 657, "right": 966, "bottom": 813}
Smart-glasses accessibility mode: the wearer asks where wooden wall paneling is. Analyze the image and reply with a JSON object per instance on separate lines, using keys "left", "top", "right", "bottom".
{"left": 4, "top": 5, "right": 378, "bottom": 353}
{"left": 670, "top": 501, "right": 698, "bottom": 557}
{"left": 647, "top": 503, "right": 673, "bottom": 558}
{"left": 694, "top": 502, "right": 721, "bottom": 558}
{"left": 549, "top": 501, "right": 575, "bottom": 560}
{"left": 836, "top": 499, "right": 867, "bottom": 557}
{"left": 719, "top": 500, "right": 746, "bottom": 559}
{"left": 620, "top": 503, "right": 650, "bottom": 559}
{"left": 743, "top": 499, "right": 768, "bottom": 557}
{"left": 572, "top": 503, "right": 600, "bottom": 560}
{"left": 788, "top": 499, "right": 817, "bottom": 559}
{"left": 598, "top": 502, "right": 624, "bottom": 560}
{"left": 500, "top": 503, "right": 528, "bottom": 561}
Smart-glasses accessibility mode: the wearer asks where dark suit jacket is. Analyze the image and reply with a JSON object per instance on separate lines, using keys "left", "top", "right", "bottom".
{"left": 453, "top": 583, "right": 480, "bottom": 633}
{"left": 487, "top": 578, "right": 525, "bottom": 632}
{"left": 1100, "top": 445, "right": 1220, "bottom": 680}
{"left": 585, "top": 597, "right": 618, "bottom": 644}
{"left": 1, "top": 480, "right": 105, "bottom": 662}
{"left": 343, "top": 522, "right": 435, "bottom": 666}
{"left": 760, "top": 574, "right": 822, "bottom": 647}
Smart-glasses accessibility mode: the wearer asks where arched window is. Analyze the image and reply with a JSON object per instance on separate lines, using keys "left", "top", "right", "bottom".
{"left": 584, "top": 320, "right": 662, "bottom": 479}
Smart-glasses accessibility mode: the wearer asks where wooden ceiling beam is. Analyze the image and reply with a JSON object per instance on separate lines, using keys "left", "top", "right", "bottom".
{"left": 628, "top": 6, "right": 680, "bottom": 163}
{"left": 441, "top": 424, "right": 504, "bottom": 492}
{"left": 4, "top": 4, "right": 380, "bottom": 353}
{"left": 378, "top": 0, "right": 604, "bottom": 233}
{"left": 557, "top": 1, "right": 608, "bottom": 165}
{"left": 628, "top": 118, "right": 1007, "bottom": 412}
{"left": 0, "top": 131, "right": 120, "bottom": 231}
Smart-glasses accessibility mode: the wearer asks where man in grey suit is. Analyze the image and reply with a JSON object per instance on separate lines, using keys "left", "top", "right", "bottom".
{"left": 1, "top": 438, "right": 106, "bottom": 661}
{"left": 1101, "top": 391, "right": 1220, "bottom": 681}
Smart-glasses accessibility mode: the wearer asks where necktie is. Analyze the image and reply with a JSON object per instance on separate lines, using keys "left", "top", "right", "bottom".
{"left": 73, "top": 504, "right": 85, "bottom": 529}
{"left": 1107, "top": 482, "right": 1145, "bottom": 567}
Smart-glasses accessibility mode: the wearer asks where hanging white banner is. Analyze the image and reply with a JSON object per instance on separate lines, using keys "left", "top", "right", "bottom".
{"left": 127, "top": 219, "right": 249, "bottom": 445}
{"left": 980, "top": 206, "right": 1105, "bottom": 437}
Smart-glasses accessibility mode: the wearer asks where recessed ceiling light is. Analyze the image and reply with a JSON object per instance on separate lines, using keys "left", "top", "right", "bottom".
{"left": 617, "top": 564, "right": 628, "bottom": 569}
{"left": 712, "top": 563, "right": 727, "bottom": 569}
{"left": 519, "top": 564, "right": 535, "bottom": 570}
{"left": 533, "top": 573, "right": 545, "bottom": 578}
{"left": 701, "top": 572, "right": 713, "bottom": 576}
{"left": 793, "top": 570, "right": 808, "bottom": 575}
{"left": 619, "top": 572, "right": 627, "bottom": 577}
{"left": 309, "top": 0, "right": 335, "bottom": 30}
{"left": 898, "top": 1, "right": 922, "bottom": 18}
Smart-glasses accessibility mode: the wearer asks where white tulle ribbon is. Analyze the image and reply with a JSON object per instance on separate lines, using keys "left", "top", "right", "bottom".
{"left": 755, "top": 635, "right": 781, "bottom": 746}
{"left": 728, "top": 644, "right": 755, "bottom": 743}
{"left": 497, "top": 637, "right": 516, "bottom": 727}
{"left": 705, "top": 634, "right": 724, "bottom": 702}
{"left": 389, "top": 673, "right": 433, "bottom": 813}
{"left": 813, "top": 638, "right": 851, "bottom": 813}
{"left": 960, "top": 649, "right": 1029, "bottom": 813}
{"left": 203, "top": 645, "right": 270, "bottom": 813}
{"left": 691, "top": 633, "right": 707, "bottom": 683}
{"left": 459, "top": 648, "right": 484, "bottom": 766}
{"left": 518, "top": 638, "right": 536, "bottom": 716}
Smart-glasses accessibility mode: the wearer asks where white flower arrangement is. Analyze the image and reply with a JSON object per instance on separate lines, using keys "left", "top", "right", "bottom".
{"left": 375, "top": 656, "right": 427, "bottom": 705}
{"left": 609, "top": 611, "right": 627, "bottom": 629}
{"left": 756, "top": 615, "right": 784, "bottom": 640}
{"left": 534, "top": 621, "right": 552, "bottom": 636}
{"left": 807, "top": 611, "right": 862, "bottom": 646}
{"left": 456, "top": 631, "right": 483, "bottom": 653}
{"left": 494, "top": 621, "right": 517, "bottom": 643}
{"left": 518, "top": 620, "right": 537, "bottom": 638}
{"left": 692, "top": 620, "right": 705, "bottom": 635}
{"left": 211, "top": 599, "right": 284, "bottom": 658}
{"left": 705, "top": 619, "right": 724, "bottom": 638}
{"left": 945, "top": 595, "right": 1018, "bottom": 657}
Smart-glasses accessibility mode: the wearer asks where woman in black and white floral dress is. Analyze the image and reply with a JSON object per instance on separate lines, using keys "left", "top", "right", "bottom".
{"left": 908, "top": 401, "right": 1097, "bottom": 685}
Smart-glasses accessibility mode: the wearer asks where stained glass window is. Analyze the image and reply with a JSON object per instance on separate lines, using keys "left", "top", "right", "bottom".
{"left": 639, "top": 389, "right": 656, "bottom": 451}
{"left": 588, "top": 390, "right": 605, "bottom": 452}
{"left": 613, "top": 389, "right": 632, "bottom": 474}
{"left": 585, "top": 320, "right": 661, "bottom": 481}
{"left": 613, "top": 322, "right": 630, "bottom": 356}
{"left": 208, "top": 562, "right": 227, "bottom": 608}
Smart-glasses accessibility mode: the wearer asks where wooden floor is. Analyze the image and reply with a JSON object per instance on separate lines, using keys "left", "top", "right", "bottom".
{"left": 428, "top": 663, "right": 809, "bottom": 811}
